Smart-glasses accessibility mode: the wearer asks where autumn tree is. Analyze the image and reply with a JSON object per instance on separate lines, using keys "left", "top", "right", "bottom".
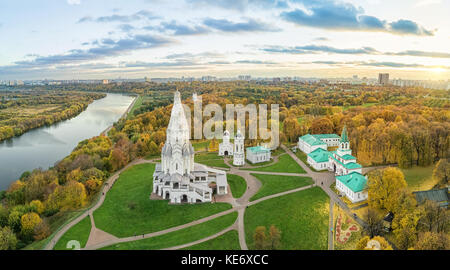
{"left": 363, "top": 208, "right": 384, "bottom": 238}
{"left": 46, "top": 181, "right": 87, "bottom": 212}
{"left": 34, "top": 220, "right": 51, "bottom": 240}
{"left": 29, "top": 200, "right": 44, "bottom": 214}
{"left": 414, "top": 232, "right": 449, "bottom": 250}
{"left": 367, "top": 167, "right": 407, "bottom": 212}
{"left": 269, "top": 225, "right": 281, "bottom": 250}
{"left": 432, "top": 158, "right": 449, "bottom": 187}
{"left": 253, "top": 226, "right": 267, "bottom": 250}
{"left": 418, "top": 200, "right": 449, "bottom": 233}
{"left": 0, "top": 227, "right": 18, "bottom": 250}
{"left": 20, "top": 212, "right": 42, "bottom": 238}
{"left": 311, "top": 117, "right": 333, "bottom": 134}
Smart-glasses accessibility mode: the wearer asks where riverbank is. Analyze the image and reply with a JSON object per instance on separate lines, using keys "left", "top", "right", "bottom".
{"left": 0, "top": 93, "right": 135, "bottom": 191}
{"left": 0, "top": 91, "right": 106, "bottom": 142}
{"left": 101, "top": 95, "right": 138, "bottom": 136}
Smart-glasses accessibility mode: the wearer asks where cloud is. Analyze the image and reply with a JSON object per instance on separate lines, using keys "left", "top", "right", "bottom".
{"left": 158, "top": 21, "right": 210, "bottom": 36}
{"left": 309, "top": 60, "right": 450, "bottom": 69}
{"left": 203, "top": 18, "right": 280, "bottom": 32}
{"left": 78, "top": 10, "right": 159, "bottom": 23}
{"left": 262, "top": 44, "right": 450, "bottom": 58}
{"left": 389, "top": 19, "right": 434, "bottom": 36}
{"left": 186, "top": 0, "right": 289, "bottom": 11}
{"left": 7, "top": 34, "right": 172, "bottom": 72}
{"left": 262, "top": 45, "right": 379, "bottom": 55}
{"left": 280, "top": 0, "right": 434, "bottom": 36}
{"left": 67, "top": 0, "right": 81, "bottom": 5}
{"left": 118, "top": 24, "right": 135, "bottom": 33}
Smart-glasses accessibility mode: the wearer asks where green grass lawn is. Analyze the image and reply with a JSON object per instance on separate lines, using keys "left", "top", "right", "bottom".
{"left": 183, "top": 230, "right": 240, "bottom": 250}
{"left": 243, "top": 154, "right": 306, "bottom": 173}
{"left": 53, "top": 216, "right": 92, "bottom": 250}
{"left": 250, "top": 173, "right": 314, "bottom": 202}
{"left": 93, "top": 163, "right": 232, "bottom": 237}
{"left": 101, "top": 212, "right": 237, "bottom": 250}
{"left": 192, "top": 140, "right": 210, "bottom": 151}
{"left": 227, "top": 174, "right": 247, "bottom": 199}
{"left": 126, "top": 95, "right": 143, "bottom": 120}
{"left": 245, "top": 187, "right": 329, "bottom": 250}
{"left": 401, "top": 165, "right": 437, "bottom": 191}
{"left": 195, "top": 152, "right": 230, "bottom": 168}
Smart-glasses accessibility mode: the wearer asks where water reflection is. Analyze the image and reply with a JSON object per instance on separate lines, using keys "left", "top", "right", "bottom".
{"left": 0, "top": 93, "right": 134, "bottom": 190}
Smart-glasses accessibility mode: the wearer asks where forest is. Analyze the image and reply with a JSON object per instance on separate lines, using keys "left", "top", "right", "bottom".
{"left": 0, "top": 91, "right": 106, "bottom": 142}
{"left": 0, "top": 81, "right": 448, "bottom": 250}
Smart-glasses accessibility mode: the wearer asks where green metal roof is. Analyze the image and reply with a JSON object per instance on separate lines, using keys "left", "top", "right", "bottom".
{"left": 330, "top": 154, "right": 362, "bottom": 169}
{"left": 307, "top": 148, "right": 332, "bottom": 163}
{"left": 336, "top": 172, "right": 367, "bottom": 193}
{"left": 312, "top": 134, "right": 341, "bottom": 140}
{"left": 413, "top": 188, "right": 449, "bottom": 206}
{"left": 299, "top": 134, "right": 327, "bottom": 146}
{"left": 341, "top": 154, "right": 357, "bottom": 160}
{"left": 340, "top": 125, "right": 349, "bottom": 143}
{"left": 247, "top": 146, "right": 270, "bottom": 153}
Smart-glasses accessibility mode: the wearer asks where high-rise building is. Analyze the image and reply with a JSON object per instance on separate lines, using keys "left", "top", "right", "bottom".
{"left": 378, "top": 73, "right": 389, "bottom": 85}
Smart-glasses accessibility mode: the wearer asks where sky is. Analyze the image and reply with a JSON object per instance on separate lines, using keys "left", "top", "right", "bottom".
{"left": 0, "top": 0, "right": 449, "bottom": 80}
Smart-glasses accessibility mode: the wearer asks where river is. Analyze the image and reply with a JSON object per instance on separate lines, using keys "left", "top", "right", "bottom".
{"left": 0, "top": 93, "right": 135, "bottom": 190}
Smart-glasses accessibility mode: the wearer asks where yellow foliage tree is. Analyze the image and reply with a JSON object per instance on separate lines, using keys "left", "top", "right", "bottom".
{"left": 30, "top": 200, "right": 44, "bottom": 214}
{"left": 20, "top": 212, "right": 42, "bottom": 236}
{"left": 368, "top": 167, "right": 407, "bottom": 212}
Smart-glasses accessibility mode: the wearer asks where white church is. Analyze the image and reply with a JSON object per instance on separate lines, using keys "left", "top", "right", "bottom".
{"left": 152, "top": 91, "right": 229, "bottom": 204}
{"left": 218, "top": 129, "right": 246, "bottom": 166}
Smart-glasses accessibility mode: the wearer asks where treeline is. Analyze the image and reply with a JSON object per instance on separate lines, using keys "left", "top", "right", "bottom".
{"left": 282, "top": 105, "right": 449, "bottom": 168}
{"left": 0, "top": 91, "right": 105, "bottom": 142}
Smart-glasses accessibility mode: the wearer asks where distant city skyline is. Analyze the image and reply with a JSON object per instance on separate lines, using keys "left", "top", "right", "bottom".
{"left": 0, "top": 0, "right": 449, "bottom": 80}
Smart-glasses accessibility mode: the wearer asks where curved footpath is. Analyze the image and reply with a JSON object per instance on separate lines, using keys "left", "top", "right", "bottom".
{"left": 46, "top": 144, "right": 382, "bottom": 251}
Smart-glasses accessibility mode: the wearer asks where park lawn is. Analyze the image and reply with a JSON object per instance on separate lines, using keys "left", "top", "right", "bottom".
{"left": 245, "top": 187, "right": 329, "bottom": 250}
{"left": 192, "top": 140, "right": 210, "bottom": 151}
{"left": 93, "top": 163, "right": 232, "bottom": 237}
{"left": 53, "top": 216, "right": 92, "bottom": 250}
{"left": 101, "top": 212, "right": 237, "bottom": 250}
{"left": 195, "top": 152, "right": 230, "bottom": 168}
{"left": 126, "top": 95, "right": 143, "bottom": 120}
{"left": 227, "top": 174, "right": 247, "bottom": 199}
{"left": 243, "top": 154, "right": 306, "bottom": 173}
{"left": 183, "top": 230, "right": 240, "bottom": 250}
{"left": 401, "top": 165, "right": 437, "bottom": 191}
{"left": 250, "top": 174, "right": 314, "bottom": 202}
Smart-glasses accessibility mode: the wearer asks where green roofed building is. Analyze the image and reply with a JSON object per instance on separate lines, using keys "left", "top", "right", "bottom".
{"left": 336, "top": 172, "right": 368, "bottom": 203}
{"left": 246, "top": 146, "right": 271, "bottom": 164}
{"left": 413, "top": 188, "right": 449, "bottom": 209}
{"left": 298, "top": 133, "right": 340, "bottom": 154}
{"left": 307, "top": 148, "right": 333, "bottom": 171}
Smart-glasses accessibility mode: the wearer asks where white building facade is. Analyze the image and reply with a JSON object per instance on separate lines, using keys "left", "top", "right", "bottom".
{"left": 152, "top": 91, "right": 228, "bottom": 204}
{"left": 233, "top": 130, "right": 245, "bottom": 166}
{"left": 219, "top": 130, "right": 234, "bottom": 156}
{"left": 246, "top": 146, "right": 271, "bottom": 164}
